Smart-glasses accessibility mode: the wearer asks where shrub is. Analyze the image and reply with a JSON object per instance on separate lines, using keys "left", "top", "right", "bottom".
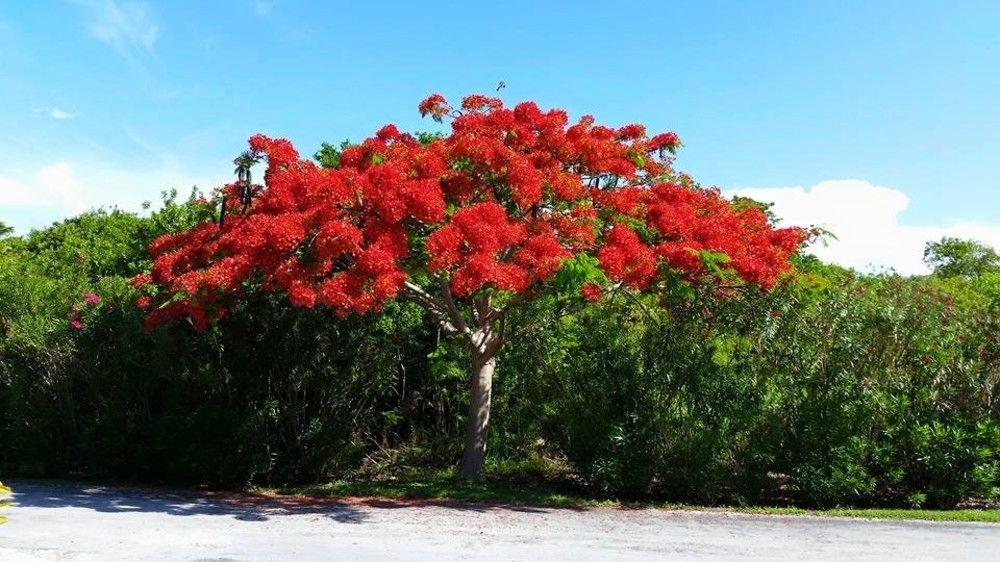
{"left": 1, "top": 196, "right": 996, "bottom": 506}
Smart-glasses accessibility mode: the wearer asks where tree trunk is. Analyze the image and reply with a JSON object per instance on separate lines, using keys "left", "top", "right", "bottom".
{"left": 459, "top": 344, "right": 496, "bottom": 481}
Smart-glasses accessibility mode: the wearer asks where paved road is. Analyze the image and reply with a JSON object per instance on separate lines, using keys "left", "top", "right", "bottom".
{"left": 1, "top": 481, "right": 997, "bottom": 561}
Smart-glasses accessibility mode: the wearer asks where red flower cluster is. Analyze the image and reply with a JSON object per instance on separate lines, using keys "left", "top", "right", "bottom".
{"left": 580, "top": 283, "right": 603, "bottom": 302}
{"left": 137, "top": 94, "right": 806, "bottom": 329}
{"left": 68, "top": 292, "right": 101, "bottom": 330}
{"left": 594, "top": 182, "right": 805, "bottom": 289}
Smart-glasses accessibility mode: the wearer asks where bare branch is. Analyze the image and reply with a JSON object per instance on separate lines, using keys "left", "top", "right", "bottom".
{"left": 403, "top": 281, "right": 444, "bottom": 309}
{"left": 473, "top": 293, "right": 493, "bottom": 328}
{"left": 402, "top": 282, "right": 459, "bottom": 335}
{"left": 437, "top": 279, "right": 471, "bottom": 335}
{"left": 487, "top": 311, "right": 508, "bottom": 355}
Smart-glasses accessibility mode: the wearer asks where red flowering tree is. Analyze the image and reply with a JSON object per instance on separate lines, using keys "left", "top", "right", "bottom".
{"left": 136, "top": 94, "right": 806, "bottom": 480}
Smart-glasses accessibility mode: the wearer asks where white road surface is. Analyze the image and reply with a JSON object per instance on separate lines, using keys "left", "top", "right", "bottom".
{"left": 1, "top": 481, "right": 997, "bottom": 561}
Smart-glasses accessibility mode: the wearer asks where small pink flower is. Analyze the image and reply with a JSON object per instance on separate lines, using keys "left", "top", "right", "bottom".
{"left": 84, "top": 293, "right": 101, "bottom": 304}
{"left": 70, "top": 318, "right": 83, "bottom": 330}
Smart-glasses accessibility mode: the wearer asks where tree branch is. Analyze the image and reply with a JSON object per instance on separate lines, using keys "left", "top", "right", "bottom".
{"left": 437, "top": 279, "right": 471, "bottom": 335}
{"left": 402, "top": 281, "right": 460, "bottom": 335}
{"left": 473, "top": 293, "right": 493, "bottom": 328}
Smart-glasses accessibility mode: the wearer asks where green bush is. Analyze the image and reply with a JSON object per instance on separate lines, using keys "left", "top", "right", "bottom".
{"left": 1, "top": 198, "right": 997, "bottom": 507}
{"left": 0, "top": 193, "right": 447, "bottom": 485}
{"left": 539, "top": 262, "right": 998, "bottom": 507}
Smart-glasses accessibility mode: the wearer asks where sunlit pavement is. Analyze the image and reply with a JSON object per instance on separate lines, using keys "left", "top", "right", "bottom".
{"left": 1, "top": 481, "right": 997, "bottom": 561}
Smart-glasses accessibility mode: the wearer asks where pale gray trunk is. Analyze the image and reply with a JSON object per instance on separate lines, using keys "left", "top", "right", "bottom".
{"left": 459, "top": 338, "right": 496, "bottom": 481}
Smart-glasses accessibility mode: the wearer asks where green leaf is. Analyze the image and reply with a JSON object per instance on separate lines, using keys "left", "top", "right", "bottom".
{"left": 553, "top": 253, "right": 604, "bottom": 290}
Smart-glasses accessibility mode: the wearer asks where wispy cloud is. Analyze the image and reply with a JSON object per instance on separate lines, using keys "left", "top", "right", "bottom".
{"left": 74, "top": 1, "right": 159, "bottom": 73}
{"left": 49, "top": 108, "right": 76, "bottom": 120}
{"left": 728, "top": 179, "right": 1000, "bottom": 275}
{"left": 122, "top": 124, "right": 179, "bottom": 168}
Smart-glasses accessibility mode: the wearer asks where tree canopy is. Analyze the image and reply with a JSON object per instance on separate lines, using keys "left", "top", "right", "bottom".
{"left": 136, "top": 94, "right": 805, "bottom": 329}
{"left": 924, "top": 236, "right": 999, "bottom": 279}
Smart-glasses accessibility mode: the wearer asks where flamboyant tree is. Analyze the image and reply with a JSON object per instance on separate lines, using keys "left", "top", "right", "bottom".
{"left": 135, "top": 94, "right": 806, "bottom": 480}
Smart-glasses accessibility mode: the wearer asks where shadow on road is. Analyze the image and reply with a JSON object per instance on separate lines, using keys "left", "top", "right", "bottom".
{"left": 8, "top": 481, "right": 560, "bottom": 524}
{"left": 10, "top": 482, "right": 369, "bottom": 523}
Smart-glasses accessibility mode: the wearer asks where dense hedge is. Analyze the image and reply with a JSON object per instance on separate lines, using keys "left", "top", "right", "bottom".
{"left": 540, "top": 268, "right": 999, "bottom": 507}
{"left": 1, "top": 193, "right": 998, "bottom": 507}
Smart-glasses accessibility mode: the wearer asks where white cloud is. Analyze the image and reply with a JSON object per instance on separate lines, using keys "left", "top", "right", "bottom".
{"left": 0, "top": 163, "right": 85, "bottom": 213}
{"left": 0, "top": 162, "right": 223, "bottom": 235}
{"left": 75, "top": 0, "right": 159, "bottom": 71}
{"left": 49, "top": 108, "right": 76, "bottom": 120}
{"left": 0, "top": 176, "right": 35, "bottom": 207}
{"left": 37, "top": 162, "right": 88, "bottom": 213}
{"left": 728, "top": 179, "right": 1000, "bottom": 275}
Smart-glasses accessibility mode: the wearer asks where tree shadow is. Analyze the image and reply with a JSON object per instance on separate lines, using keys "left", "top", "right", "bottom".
{"left": 8, "top": 480, "right": 570, "bottom": 524}
{"left": 9, "top": 481, "right": 369, "bottom": 524}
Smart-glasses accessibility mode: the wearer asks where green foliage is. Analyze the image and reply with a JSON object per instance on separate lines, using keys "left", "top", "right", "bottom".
{"left": 415, "top": 131, "right": 445, "bottom": 145}
{"left": 314, "top": 140, "right": 353, "bottom": 169}
{"left": 552, "top": 253, "right": 605, "bottom": 291}
{"left": 924, "top": 237, "right": 1000, "bottom": 279}
{"left": 1, "top": 198, "right": 997, "bottom": 508}
{"left": 537, "top": 263, "right": 999, "bottom": 507}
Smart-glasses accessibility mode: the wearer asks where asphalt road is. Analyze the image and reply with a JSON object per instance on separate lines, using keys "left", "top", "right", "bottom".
{"left": 1, "top": 481, "right": 997, "bottom": 561}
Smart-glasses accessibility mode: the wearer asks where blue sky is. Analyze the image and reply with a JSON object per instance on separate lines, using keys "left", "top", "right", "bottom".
{"left": 1, "top": 0, "right": 998, "bottom": 272}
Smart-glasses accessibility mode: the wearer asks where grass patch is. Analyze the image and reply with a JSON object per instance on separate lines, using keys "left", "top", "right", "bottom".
{"left": 261, "top": 474, "right": 1000, "bottom": 523}
{"left": 264, "top": 471, "right": 610, "bottom": 508}
{"left": 819, "top": 508, "right": 1000, "bottom": 523}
